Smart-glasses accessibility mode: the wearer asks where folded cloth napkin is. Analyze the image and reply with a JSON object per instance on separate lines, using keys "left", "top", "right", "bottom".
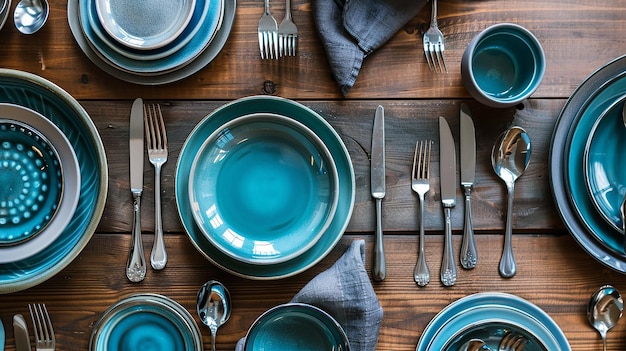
{"left": 235, "top": 239, "right": 383, "bottom": 351}
{"left": 313, "top": 0, "right": 428, "bottom": 95}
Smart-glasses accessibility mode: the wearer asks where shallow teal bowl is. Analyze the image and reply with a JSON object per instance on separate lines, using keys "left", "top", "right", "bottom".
{"left": 189, "top": 113, "right": 339, "bottom": 265}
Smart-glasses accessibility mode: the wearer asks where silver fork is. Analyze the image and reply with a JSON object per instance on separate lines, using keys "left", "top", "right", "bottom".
{"left": 498, "top": 333, "right": 528, "bottom": 351}
{"left": 278, "top": 0, "right": 297, "bottom": 57}
{"left": 423, "top": 0, "right": 448, "bottom": 73}
{"left": 29, "top": 304, "right": 55, "bottom": 351}
{"left": 144, "top": 104, "right": 168, "bottom": 270}
{"left": 412, "top": 140, "right": 432, "bottom": 286}
{"left": 258, "top": 0, "right": 278, "bottom": 59}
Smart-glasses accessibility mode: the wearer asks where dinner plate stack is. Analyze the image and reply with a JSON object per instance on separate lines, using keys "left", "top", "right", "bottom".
{"left": 67, "top": 0, "right": 236, "bottom": 85}
{"left": 176, "top": 96, "right": 356, "bottom": 279}
{"left": 550, "top": 54, "right": 626, "bottom": 273}
{"left": 0, "top": 69, "right": 108, "bottom": 294}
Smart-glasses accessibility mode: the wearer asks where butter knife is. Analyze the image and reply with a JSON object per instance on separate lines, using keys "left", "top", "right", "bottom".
{"left": 12, "top": 314, "right": 29, "bottom": 351}
{"left": 126, "top": 98, "right": 146, "bottom": 283}
{"left": 439, "top": 117, "right": 457, "bottom": 286}
{"left": 459, "top": 103, "right": 478, "bottom": 269}
{"left": 371, "top": 105, "right": 386, "bottom": 281}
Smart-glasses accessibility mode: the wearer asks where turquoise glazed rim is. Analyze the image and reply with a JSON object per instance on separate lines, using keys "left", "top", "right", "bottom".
{"left": 89, "top": 293, "right": 202, "bottom": 351}
{"left": 0, "top": 68, "right": 108, "bottom": 294}
{"left": 244, "top": 303, "right": 350, "bottom": 351}
{"left": 188, "top": 112, "right": 339, "bottom": 265}
{"left": 176, "top": 95, "right": 355, "bottom": 279}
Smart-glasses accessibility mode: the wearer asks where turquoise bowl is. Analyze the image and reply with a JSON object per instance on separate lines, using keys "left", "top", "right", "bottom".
{"left": 89, "top": 293, "right": 202, "bottom": 351}
{"left": 176, "top": 96, "right": 355, "bottom": 279}
{"left": 189, "top": 113, "right": 339, "bottom": 265}
{"left": 244, "top": 303, "right": 350, "bottom": 351}
{"left": 461, "top": 23, "right": 545, "bottom": 108}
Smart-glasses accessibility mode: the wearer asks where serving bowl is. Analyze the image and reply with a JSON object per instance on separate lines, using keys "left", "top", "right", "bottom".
{"left": 189, "top": 113, "right": 339, "bottom": 265}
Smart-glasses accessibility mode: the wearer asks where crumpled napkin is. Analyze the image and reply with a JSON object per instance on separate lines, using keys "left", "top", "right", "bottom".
{"left": 313, "top": 0, "right": 428, "bottom": 95}
{"left": 235, "top": 239, "right": 383, "bottom": 351}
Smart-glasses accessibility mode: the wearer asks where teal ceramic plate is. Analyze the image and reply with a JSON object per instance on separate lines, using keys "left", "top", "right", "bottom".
{"left": 90, "top": 294, "right": 202, "bottom": 351}
{"left": 176, "top": 96, "right": 355, "bottom": 279}
{"left": 87, "top": 0, "right": 210, "bottom": 61}
{"left": 0, "top": 104, "right": 81, "bottom": 262}
{"left": 95, "top": 0, "right": 196, "bottom": 50}
{"left": 0, "top": 317, "right": 4, "bottom": 351}
{"left": 0, "top": 69, "right": 107, "bottom": 294}
{"left": 416, "top": 293, "right": 570, "bottom": 351}
{"left": 583, "top": 95, "right": 626, "bottom": 233}
{"left": 244, "top": 303, "right": 350, "bottom": 351}
{"left": 550, "top": 55, "right": 626, "bottom": 272}
{"left": 189, "top": 113, "right": 339, "bottom": 265}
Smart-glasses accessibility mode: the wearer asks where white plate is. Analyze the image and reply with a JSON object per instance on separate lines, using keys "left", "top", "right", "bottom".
{"left": 95, "top": 0, "right": 196, "bottom": 50}
{"left": 0, "top": 104, "right": 81, "bottom": 263}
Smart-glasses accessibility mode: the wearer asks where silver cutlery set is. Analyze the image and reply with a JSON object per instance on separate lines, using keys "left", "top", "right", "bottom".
{"left": 371, "top": 104, "right": 531, "bottom": 286}
{"left": 10, "top": 304, "right": 55, "bottom": 351}
{"left": 126, "top": 98, "right": 169, "bottom": 283}
{"left": 258, "top": 0, "right": 298, "bottom": 59}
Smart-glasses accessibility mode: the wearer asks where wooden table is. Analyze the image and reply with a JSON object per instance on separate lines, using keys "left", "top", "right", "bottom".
{"left": 2, "top": 0, "right": 626, "bottom": 350}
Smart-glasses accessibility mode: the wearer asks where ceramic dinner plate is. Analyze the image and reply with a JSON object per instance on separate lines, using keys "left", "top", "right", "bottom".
{"left": 176, "top": 96, "right": 355, "bottom": 279}
{"left": 415, "top": 293, "right": 570, "bottom": 351}
{"left": 0, "top": 69, "right": 108, "bottom": 294}
{"left": 95, "top": 0, "right": 196, "bottom": 50}
{"left": 0, "top": 104, "right": 81, "bottom": 262}
{"left": 583, "top": 94, "right": 626, "bottom": 233}
{"left": 189, "top": 113, "right": 339, "bottom": 265}
{"left": 89, "top": 294, "right": 202, "bottom": 351}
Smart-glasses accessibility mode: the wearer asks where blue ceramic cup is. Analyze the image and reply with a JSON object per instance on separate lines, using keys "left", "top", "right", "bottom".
{"left": 461, "top": 23, "right": 545, "bottom": 108}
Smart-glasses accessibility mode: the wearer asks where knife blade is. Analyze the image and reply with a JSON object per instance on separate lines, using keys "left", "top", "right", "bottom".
{"left": 439, "top": 116, "right": 457, "bottom": 286}
{"left": 459, "top": 103, "right": 478, "bottom": 269}
{"left": 371, "top": 105, "right": 386, "bottom": 281}
{"left": 126, "top": 98, "right": 146, "bottom": 283}
{"left": 12, "top": 314, "right": 29, "bottom": 351}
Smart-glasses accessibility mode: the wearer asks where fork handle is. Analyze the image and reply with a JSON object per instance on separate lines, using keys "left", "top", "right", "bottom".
{"left": 126, "top": 191, "right": 146, "bottom": 282}
{"left": 151, "top": 167, "right": 167, "bottom": 270}
{"left": 373, "top": 198, "right": 386, "bottom": 281}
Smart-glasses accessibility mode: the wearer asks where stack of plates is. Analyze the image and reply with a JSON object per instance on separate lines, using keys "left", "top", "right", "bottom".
{"left": 416, "top": 293, "right": 571, "bottom": 351}
{"left": 550, "top": 54, "right": 626, "bottom": 273}
{"left": 0, "top": 69, "right": 108, "bottom": 294}
{"left": 67, "top": 0, "right": 236, "bottom": 85}
{"left": 176, "top": 96, "right": 356, "bottom": 279}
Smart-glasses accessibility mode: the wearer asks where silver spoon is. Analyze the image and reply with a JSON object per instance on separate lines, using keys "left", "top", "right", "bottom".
{"left": 13, "top": 0, "right": 48, "bottom": 34}
{"left": 459, "top": 339, "right": 491, "bottom": 351}
{"left": 587, "top": 285, "right": 623, "bottom": 351}
{"left": 491, "top": 126, "right": 531, "bottom": 278}
{"left": 197, "top": 280, "right": 232, "bottom": 351}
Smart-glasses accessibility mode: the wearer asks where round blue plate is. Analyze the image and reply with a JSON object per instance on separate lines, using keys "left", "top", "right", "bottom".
{"left": 90, "top": 294, "right": 202, "bottom": 351}
{"left": 550, "top": 54, "right": 626, "bottom": 272}
{"left": 189, "top": 113, "right": 338, "bottom": 265}
{"left": 176, "top": 96, "right": 355, "bottom": 279}
{"left": 416, "top": 293, "right": 570, "bottom": 351}
{"left": 0, "top": 69, "right": 108, "bottom": 294}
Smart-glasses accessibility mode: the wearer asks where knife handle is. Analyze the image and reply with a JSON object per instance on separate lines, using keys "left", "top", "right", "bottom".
{"left": 373, "top": 198, "right": 386, "bottom": 281}
{"left": 460, "top": 186, "right": 477, "bottom": 269}
{"left": 441, "top": 207, "right": 457, "bottom": 286}
{"left": 126, "top": 191, "right": 146, "bottom": 282}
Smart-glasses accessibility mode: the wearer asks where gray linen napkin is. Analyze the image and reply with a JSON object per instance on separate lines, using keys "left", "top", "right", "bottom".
{"left": 235, "top": 239, "right": 383, "bottom": 351}
{"left": 313, "top": 0, "right": 428, "bottom": 95}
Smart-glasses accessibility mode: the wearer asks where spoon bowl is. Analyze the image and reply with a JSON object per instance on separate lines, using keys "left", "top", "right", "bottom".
{"left": 459, "top": 338, "right": 491, "bottom": 351}
{"left": 587, "top": 285, "right": 623, "bottom": 351}
{"left": 13, "top": 0, "right": 48, "bottom": 34}
{"left": 491, "top": 126, "right": 531, "bottom": 278}
{"left": 197, "top": 280, "right": 232, "bottom": 351}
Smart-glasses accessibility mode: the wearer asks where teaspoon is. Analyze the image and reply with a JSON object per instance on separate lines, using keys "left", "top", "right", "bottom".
{"left": 491, "top": 126, "right": 531, "bottom": 278}
{"left": 13, "top": 0, "right": 48, "bottom": 34}
{"left": 587, "top": 285, "right": 623, "bottom": 351}
{"left": 197, "top": 280, "right": 232, "bottom": 351}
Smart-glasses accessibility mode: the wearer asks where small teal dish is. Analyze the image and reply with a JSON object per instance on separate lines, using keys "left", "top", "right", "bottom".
{"left": 244, "top": 303, "right": 350, "bottom": 351}
{"left": 176, "top": 96, "right": 355, "bottom": 279}
{"left": 416, "top": 293, "right": 571, "bottom": 351}
{"left": 583, "top": 95, "right": 626, "bottom": 233}
{"left": 189, "top": 113, "right": 339, "bottom": 265}
{"left": 0, "top": 119, "right": 62, "bottom": 245}
{"left": 0, "top": 317, "right": 4, "bottom": 351}
{"left": 461, "top": 23, "right": 545, "bottom": 108}
{"left": 89, "top": 294, "right": 202, "bottom": 351}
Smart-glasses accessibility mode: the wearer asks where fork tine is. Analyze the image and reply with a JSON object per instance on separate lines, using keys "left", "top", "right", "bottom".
{"left": 258, "top": 31, "right": 265, "bottom": 59}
